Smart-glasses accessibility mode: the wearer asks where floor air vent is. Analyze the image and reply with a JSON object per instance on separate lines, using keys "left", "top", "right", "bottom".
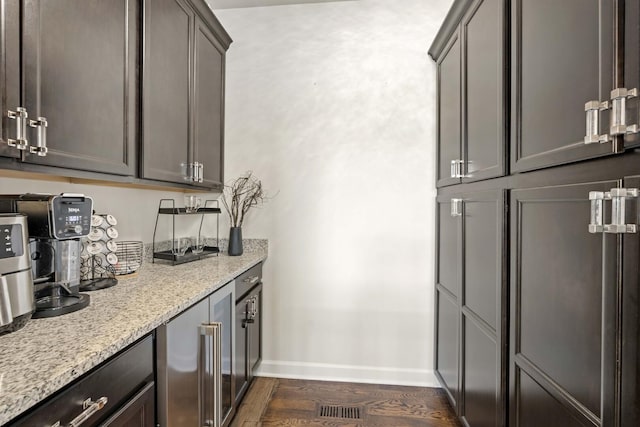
{"left": 318, "top": 404, "right": 362, "bottom": 419}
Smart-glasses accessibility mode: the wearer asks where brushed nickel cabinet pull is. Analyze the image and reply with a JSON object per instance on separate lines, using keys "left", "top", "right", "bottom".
{"left": 66, "top": 396, "right": 108, "bottom": 427}
{"left": 7, "top": 107, "right": 28, "bottom": 150}
{"left": 29, "top": 116, "right": 48, "bottom": 156}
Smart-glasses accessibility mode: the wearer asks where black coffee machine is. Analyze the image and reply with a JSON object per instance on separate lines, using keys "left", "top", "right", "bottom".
{"left": 0, "top": 193, "right": 93, "bottom": 318}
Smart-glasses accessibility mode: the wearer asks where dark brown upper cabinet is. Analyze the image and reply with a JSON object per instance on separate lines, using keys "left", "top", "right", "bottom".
{"left": 194, "top": 16, "right": 225, "bottom": 188}
{"left": 1, "top": 0, "right": 137, "bottom": 173}
{"left": 0, "top": 1, "right": 20, "bottom": 160}
{"left": 511, "top": 0, "right": 614, "bottom": 173}
{"left": 461, "top": 0, "right": 506, "bottom": 183}
{"left": 141, "top": 0, "right": 230, "bottom": 189}
{"left": 435, "top": 35, "right": 462, "bottom": 187}
{"left": 20, "top": 0, "right": 138, "bottom": 175}
{"left": 431, "top": 0, "right": 506, "bottom": 187}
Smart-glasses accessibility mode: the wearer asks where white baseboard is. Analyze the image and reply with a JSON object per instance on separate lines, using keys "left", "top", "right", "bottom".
{"left": 255, "top": 360, "right": 440, "bottom": 388}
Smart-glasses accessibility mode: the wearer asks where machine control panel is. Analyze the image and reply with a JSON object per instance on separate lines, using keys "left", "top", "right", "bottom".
{"left": 52, "top": 199, "right": 92, "bottom": 239}
{"left": 0, "top": 224, "right": 24, "bottom": 259}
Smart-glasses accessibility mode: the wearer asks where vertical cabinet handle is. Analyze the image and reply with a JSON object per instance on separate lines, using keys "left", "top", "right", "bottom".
{"left": 588, "top": 188, "right": 638, "bottom": 234}
{"left": 199, "top": 322, "right": 222, "bottom": 427}
{"left": 7, "top": 107, "right": 29, "bottom": 150}
{"left": 29, "top": 117, "right": 48, "bottom": 156}
{"left": 585, "top": 88, "right": 640, "bottom": 145}
{"left": 584, "top": 101, "right": 610, "bottom": 144}
{"left": 450, "top": 198, "right": 463, "bottom": 217}
{"left": 199, "top": 163, "right": 204, "bottom": 183}
{"left": 609, "top": 88, "right": 638, "bottom": 136}
{"left": 450, "top": 159, "right": 469, "bottom": 179}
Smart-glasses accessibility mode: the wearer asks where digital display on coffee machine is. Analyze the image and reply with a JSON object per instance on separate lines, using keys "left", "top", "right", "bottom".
{"left": 52, "top": 196, "right": 93, "bottom": 239}
{"left": 0, "top": 224, "right": 24, "bottom": 259}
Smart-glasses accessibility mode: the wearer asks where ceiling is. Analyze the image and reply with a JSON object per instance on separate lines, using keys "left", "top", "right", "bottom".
{"left": 208, "top": 0, "right": 355, "bottom": 9}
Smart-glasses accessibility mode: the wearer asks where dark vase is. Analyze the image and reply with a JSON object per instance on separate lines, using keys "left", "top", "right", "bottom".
{"left": 228, "top": 227, "right": 243, "bottom": 256}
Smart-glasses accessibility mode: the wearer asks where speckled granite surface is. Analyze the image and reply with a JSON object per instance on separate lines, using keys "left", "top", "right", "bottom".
{"left": 0, "top": 242, "right": 267, "bottom": 425}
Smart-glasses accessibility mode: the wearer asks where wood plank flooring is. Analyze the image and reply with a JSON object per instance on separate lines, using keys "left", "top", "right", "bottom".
{"left": 231, "top": 377, "right": 460, "bottom": 427}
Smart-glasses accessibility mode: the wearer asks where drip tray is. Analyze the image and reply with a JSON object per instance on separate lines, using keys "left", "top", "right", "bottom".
{"left": 33, "top": 293, "right": 90, "bottom": 318}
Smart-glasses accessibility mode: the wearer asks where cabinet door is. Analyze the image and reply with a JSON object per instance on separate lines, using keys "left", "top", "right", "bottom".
{"left": 0, "top": 0, "right": 20, "bottom": 159}
{"left": 141, "top": 0, "right": 192, "bottom": 184}
{"left": 511, "top": 0, "right": 614, "bottom": 172}
{"left": 100, "top": 382, "right": 155, "bottom": 427}
{"left": 624, "top": 0, "right": 640, "bottom": 149}
{"left": 194, "top": 17, "right": 224, "bottom": 189}
{"left": 621, "top": 176, "right": 640, "bottom": 427}
{"left": 460, "top": 190, "right": 505, "bottom": 427}
{"left": 461, "top": 0, "right": 506, "bottom": 183}
{"left": 22, "top": 0, "right": 137, "bottom": 175}
{"left": 437, "top": 35, "right": 462, "bottom": 187}
{"left": 510, "top": 181, "right": 618, "bottom": 427}
{"left": 435, "top": 197, "right": 461, "bottom": 408}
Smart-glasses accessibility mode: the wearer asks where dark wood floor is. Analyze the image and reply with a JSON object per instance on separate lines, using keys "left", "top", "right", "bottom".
{"left": 231, "top": 377, "right": 460, "bottom": 427}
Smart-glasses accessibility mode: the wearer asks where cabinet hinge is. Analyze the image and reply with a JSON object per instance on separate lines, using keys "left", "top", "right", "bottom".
{"left": 589, "top": 187, "right": 638, "bottom": 234}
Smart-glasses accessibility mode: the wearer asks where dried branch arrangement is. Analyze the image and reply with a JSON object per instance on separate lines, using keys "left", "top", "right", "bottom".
{"left": 221, "top": 171, "right": 266, "bottom": 227}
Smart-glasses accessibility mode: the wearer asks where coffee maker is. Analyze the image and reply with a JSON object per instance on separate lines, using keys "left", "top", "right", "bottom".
{"left": 0, "top": 213, "right": 35, "bottom": 334}
{"left": 0, "top": 194, "right": 93, "bottom": 318}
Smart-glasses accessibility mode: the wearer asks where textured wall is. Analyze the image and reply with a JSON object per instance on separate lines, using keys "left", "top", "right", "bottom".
{"left": 215, "top": 0, "right": 452, "bottom": 385}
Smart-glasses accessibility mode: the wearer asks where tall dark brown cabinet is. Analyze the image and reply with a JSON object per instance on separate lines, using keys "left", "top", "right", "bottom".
{"left": 430, "top": 1, "right": 640, "bottom": 426}
{"left": 142, "top": 0, "right": 230, "bottom": 188}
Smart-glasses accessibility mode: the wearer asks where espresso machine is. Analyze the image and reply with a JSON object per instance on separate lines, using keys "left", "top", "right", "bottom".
{"left": 0, "top": 213, "right": 35, "bottom": 334}
{"left": 0, "top": 194, "right": 93, "bottom": 318}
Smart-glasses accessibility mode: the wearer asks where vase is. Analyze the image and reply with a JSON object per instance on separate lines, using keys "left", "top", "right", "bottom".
{"left": 228, "top": 226, "right": 243, "bottom": 256}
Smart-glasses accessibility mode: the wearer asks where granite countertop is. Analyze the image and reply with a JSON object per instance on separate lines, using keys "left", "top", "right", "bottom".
{"left": 0, "top": 245, "right": 267, "bottom": 425}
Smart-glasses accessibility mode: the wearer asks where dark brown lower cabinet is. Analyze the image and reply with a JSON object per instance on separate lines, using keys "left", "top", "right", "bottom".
{"left": 510, "top": 181, "right": 618, "bottom": 427}
{"left": 101, "top": 382, "right": 155, "bottom": 427}
{"left": 435, "top": 191, "right": 506, "bottom": 425}
{"left": 8, "top": 335, "right": 154, "bottom": 427}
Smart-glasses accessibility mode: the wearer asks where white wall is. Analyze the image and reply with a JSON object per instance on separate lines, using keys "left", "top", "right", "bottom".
{"left": 215, "top": 0, "right": 451, "bottom": 386}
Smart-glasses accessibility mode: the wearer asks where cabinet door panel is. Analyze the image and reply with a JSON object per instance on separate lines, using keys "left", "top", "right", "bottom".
{"left": 462, "top": 318, "right": 498, "bottom": 427}
{"left": 437, "top": 35, "right": 461, "bottom": 187}
{"left": 194, "top": 18, "right": 224, "bottom": 188}
{"left": 437, "top": 200, "right": 460, "bottom": 297}
{"left": 621, "top": 176, "right": 640, "bottom": 426}
{"left": 512, "top": 0, "right": 614, "bottom": 172}
{"left": 514, "top": 370, "right": 586, "bottom": 427}
{"left": 462, "top": 191, "right": 502, "bottom": 329}
{"left": 510, "top": 182, "right": 618, "bottom": 426}
{"left": 462, "top": 0, "right": 505, "bottom": 182}
{"left": 0, "top": 0, "right": 20, "bottom": 159}
{"left": 436, "top": 289, "right": 459, "bottom": 408}
{"left": 23, "top": 0, "right": 137, "bottom": 175}
{"left": 101, "top": 382, "right": 155, "bottom": 427}
{"left": 142, "top": 0, "right": 192, "bottom": 184}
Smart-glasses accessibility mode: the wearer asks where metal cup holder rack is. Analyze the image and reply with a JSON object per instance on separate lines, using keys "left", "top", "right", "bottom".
{"left": 152, "top": 198, "right": 220, "bottom": 265}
